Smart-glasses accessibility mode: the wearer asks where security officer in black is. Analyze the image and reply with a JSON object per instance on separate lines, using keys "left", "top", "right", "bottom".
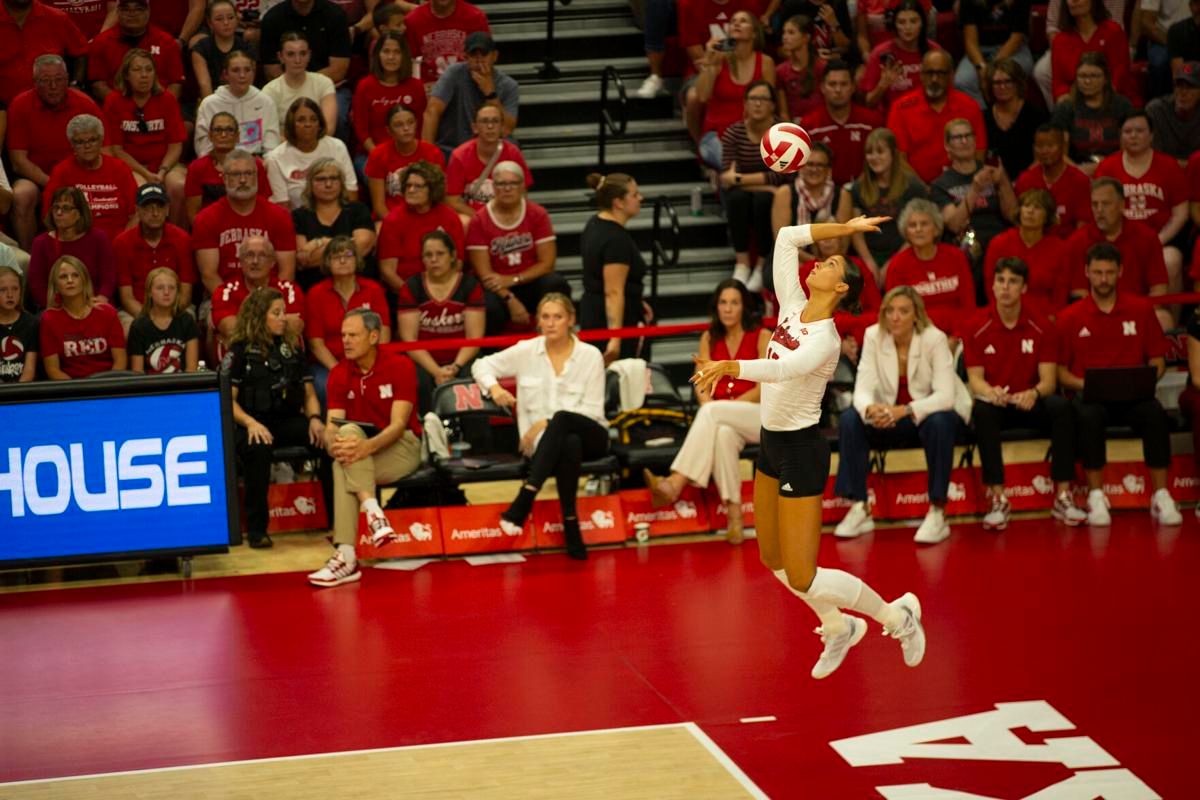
{"left": 225, "top": 285, "right": 325, "bottom": 548}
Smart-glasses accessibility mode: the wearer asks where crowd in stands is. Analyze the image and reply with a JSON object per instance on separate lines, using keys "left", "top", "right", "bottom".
{"left": 0, "top": 0, "right": 1199, "bottom": 584}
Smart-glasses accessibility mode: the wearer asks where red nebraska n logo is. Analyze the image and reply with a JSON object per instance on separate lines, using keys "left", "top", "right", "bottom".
{"left": 453, "top": 383, "right": 485, "bottom": 411}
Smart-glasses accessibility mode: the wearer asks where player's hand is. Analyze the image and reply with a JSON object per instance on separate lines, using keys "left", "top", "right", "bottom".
{"left": 691, "top": 359, "right": 738, "bottom": 397}
{"left": 845, "top": 215, "right": 890, "bottom": 234}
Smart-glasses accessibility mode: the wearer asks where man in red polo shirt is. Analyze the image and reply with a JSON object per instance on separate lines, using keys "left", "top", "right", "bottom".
{"left": 8, "top": 55, "right": 104, "bottom": 251}
{"left": 43, "top": 113, "right": 138, "bottom": 242}
{"left": 193, "top": 149, "right": 297, "bottom": 293}
{"left": 210, "top": 235, "right": 305, "bottom": 348}
{"left": 887, "top": 49, "right": 987, "bottom": 183}
{"left": 308, "top": 308, "right": 422, "bottom": 588}
{"left": 0, "top": 0, "right": 87, "bottom": 105}
{"left": 114, "top": 183, "right": 195, "bottom": 320}
{"left": 964, "top": 257, "right": 1084, "bottom": 531}
{"left": 88, "top": 0, "right": 185, "bottom": 99}
{"left": 800, "top": 61, "right": 882, "bottom": 187}
{"left": 1014, "top": 124, "right": 1093, "bottom": 239}
{"left": 1055, "top": 242, "right": 1180, "bottom": 527}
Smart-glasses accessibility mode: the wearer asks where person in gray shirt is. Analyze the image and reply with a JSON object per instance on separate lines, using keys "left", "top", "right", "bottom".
{"left": 422, "top": 32, "right": 519, "bottom": 155}
{"left": 1145, "top": 62, "right": 1200, "bottom": 163}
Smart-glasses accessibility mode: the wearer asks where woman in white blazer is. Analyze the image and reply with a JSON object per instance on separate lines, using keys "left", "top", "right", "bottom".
{"left": 834, "top": 285, "right": 970, "bottom": 544}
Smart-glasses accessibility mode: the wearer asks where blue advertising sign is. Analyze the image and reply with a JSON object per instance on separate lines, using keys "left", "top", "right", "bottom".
{"left": 0, "top": 389, "right": 233, "bottom": 563}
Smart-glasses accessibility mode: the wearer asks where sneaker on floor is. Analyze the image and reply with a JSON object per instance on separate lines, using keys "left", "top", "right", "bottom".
{"left": 1086, "top": 489, "right": 1111, "bottom": 526}
{"left": 1052, "top": 491, "right": 1087, "bottom": 526}
{"left": 634, "top": 73, "right": 663, "bottom": 98}
{"left": 834, "top": 501, "right": 874, "bottom": 539}
{"left": 811, "top": 616, "right": 867, "bottom": 679}
{"left": 745, "top": 264, "right": 764, "bottom": 293}
{"left": 247, "top": 531, "right": 273, "bottom": 549}
{"left": 499, "top": 516, "right": 524, "bottom": 536}
{"left": 981, "top": 493, "right": 1011, "bottom": 531}
{"left": 307, "top": 551, "right": 361, "bottom": 588}
{"left": 367, "top": 514, "right": 395, "bottom": 547}
{"left": 886, "top": 592, "right": 925, "bottom": 667}
{"left": 913, "top": 506, "right": 950, "bottom": 544}
{"left": 1150, "top": 488, "right": 1182, "bottom": 525}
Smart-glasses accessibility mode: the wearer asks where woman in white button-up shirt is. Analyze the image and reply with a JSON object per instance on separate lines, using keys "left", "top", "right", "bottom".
{"left": 471, "top": 293, "right": 608, "bottom": 559}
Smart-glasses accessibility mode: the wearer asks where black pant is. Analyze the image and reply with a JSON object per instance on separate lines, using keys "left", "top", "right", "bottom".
{"left": 484, "top": 273, "right": 572, "bottom": 335}
{"left": 527, "top": 411, "right": 609, "bottom": 519}
{"left": 235, "top": 414, "right": 315, "bottom": 536}
{"left": 972, "top": 394, "right": 1075, "bottom": 485}
{"left": 724, "top": 188, "right": 774, "bottom": 261}
{"left": 1072, "top": 396, "right": 1171, "bottom": 470}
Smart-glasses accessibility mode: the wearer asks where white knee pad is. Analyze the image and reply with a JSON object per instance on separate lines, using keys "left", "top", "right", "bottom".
{"left": 806, "top": 568, "right": 864, "bottom": 609}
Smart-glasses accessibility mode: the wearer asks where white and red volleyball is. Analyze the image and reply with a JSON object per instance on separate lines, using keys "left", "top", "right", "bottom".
{"left": 759, "top": 122, "right": 812, "bottom": 174}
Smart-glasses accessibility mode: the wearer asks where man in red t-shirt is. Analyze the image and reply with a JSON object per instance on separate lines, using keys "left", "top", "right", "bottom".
{"left": 193, "top": 150, "right": 297, "bottom": 292}
{"left": 8, "top": 56, "right": 104, "bottom": 251}
{"left": 210, "top": 235, "right": 305, "bottom": 347}
{"left": 308, "top": 308, "right": 422, "bottom": 588}
{"left": 0, "top": 0, "right": 86, "bottom": 105}
{"left": 887, "top": 49, "right": 987, "bottom": 183}
{"left": 114, "top": 183, "right": 196, "bottom": 320}
{"left": 445, "top": 105, "right": 532, "bottom": 217}
{"left": 1055, "top": 241, "right": 1179, "bottom": 526}
{"left": 43, "top": 114, "right": 138, "bottom": 243}
{"left": 42, "top": 0, "right": 116, "bottom": 40}
{"left": 800, "top": 61, "right": 883, "bottom": 186}
{"left": 88, "top": 0, "right": 184, "bottom": 99}
{"left": 1014, "top": 124, "right": 1093, "bottom": 239}
{"left": 963, "top": 257, "right": 1083, "bottom": 529}
{"left": 405, "top": 0, "right": 490, "bottom": 87}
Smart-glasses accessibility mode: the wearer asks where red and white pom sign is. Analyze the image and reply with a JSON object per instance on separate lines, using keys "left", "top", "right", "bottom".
{"left": 760, "top": 122, "right": 812, "bottom": 173}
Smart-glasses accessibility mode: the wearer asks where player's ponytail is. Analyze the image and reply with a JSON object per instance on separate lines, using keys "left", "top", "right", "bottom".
{"left": 838, "top": 257, "right": 864, "bottom": 316}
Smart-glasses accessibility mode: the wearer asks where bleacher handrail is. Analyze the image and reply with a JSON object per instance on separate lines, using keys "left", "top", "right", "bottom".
{"left": 649, "top": 195, "right": 681, "bottom": 302}
{"left": 537, "top": 0, "right": 575, "bottom": 80}
{"left": 598, "top": 65, "right": 629, "bottom": 172}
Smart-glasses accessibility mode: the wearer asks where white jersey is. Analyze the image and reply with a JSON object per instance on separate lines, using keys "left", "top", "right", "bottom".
{"left": 737, "top": 225, "right": 841, "bottom": 432}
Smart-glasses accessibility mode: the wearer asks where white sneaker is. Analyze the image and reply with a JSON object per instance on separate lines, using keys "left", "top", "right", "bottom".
{"left": 1150, "top": 488, "right": 1182, "bottom": 526}
{"left": 745, "top": 264, "right": 764, "bottom": 292}
{"left": 811, "top": 616, "right": 867, "bottom": 679}
{"left": 1052, "top": 490, "right": 1087, "bottom": 526}
{"left": 834, "top": 501, "right": 874, "bottom": 539}
{"left": 732, "top": 263, "right": 751, "bottom": 286}
{"left": 1086, "top": 489, "right": 1111, "bottom": 526}
{"left": 367, "top": 514, "right": 395, "bottom": 547}
{"left": 634, "top": 73, "right": 663, "bottom": 98}
{"left": 307, "top": 551, "right": 362, "bottom": 588}
{"left": 981, "top": 493, "right": 1011, "bottom": 531}
{"left": 913, "top": 506, "right": 950, "bottom": 544}
{"left": 499, "top": 517, "right": 523, "bottom": 536}
{"left": 886, "top": 592, "right": 925, "bottom": 667}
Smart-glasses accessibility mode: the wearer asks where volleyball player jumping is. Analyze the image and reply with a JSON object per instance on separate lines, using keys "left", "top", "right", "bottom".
{"left": 693, "top": 218, "right": 926, "bottom": 679}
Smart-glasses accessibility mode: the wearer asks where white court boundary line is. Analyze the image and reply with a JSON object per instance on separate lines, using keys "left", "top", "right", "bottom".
{"left": 1, "top": 721, "right": 769, "bottom": 797}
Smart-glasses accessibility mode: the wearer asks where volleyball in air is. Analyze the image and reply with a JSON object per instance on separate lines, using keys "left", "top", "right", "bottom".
{"left": 760, "top": 122, "right": 812, "bottom": 173}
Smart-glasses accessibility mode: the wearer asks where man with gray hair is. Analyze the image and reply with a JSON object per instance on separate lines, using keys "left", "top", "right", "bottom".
{"left": 7, "top": 55, "right": 103, "bottom": 250}
{"left": 210, "top": 234, "right": 305, "bottom": 349}
{"left": 0, "top": 0, "right": 87, "bottom": 105}
{"left": 308, "top": 307, "right": 422, "bottom": 588}
{"left": 42, "top": 113, "right": 138, "bottom": 242}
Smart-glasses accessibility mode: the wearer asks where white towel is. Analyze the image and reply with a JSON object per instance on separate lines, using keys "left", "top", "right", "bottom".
{"left": 608, "top": 358, "right": 648, "bottom": 412}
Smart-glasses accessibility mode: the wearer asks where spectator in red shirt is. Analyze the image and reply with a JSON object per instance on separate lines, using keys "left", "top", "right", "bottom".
{"left": 0, "top": 0, "right": 87, "bottom": 106}
{"left": 305, "top": 235, "right": 390, "bottom": 404}
{"left": 378, "top": 160, "right": 465, "bottom": 290}
{"left": 1094, "top": 111, "right": 1190, "bottom": 288}
{"left": 102, "top": 49, "right": 188, "bottom": 226}
{"left": 40, "top": 255, "right": 127, "bottom": 380}
{"left": 398, "top": 229, "right": 485, "bottom": 410}
{"left": 884, "top": 197, "right": 977, "bottom": 339}
{"left": 352, "top": 31, "right": 426, "bottom": 158}
{"left": 43, "top": 0, "right": 116, "bottom": 40}
{"left": 465, "top": 160, "right": 566, "bottom": 334}
{"left": 88, "top": 0, "right": 184, "bottom": 100}
{"left": 192, "top": 149, "right": 298, "bottom": 294}
{"left": 404, "top": 0, "right": 490, "bottom": 88}
{"left": 149, "top": 0, "right": 204, "bottom": 44}
{"left": 365, "top": 103, "right": 445, "bottom": 218}
{"left": 1050, "top": 0, "right": 1135, "bottom": 104}
{"left": 444, "top": 103, "right": 531, "bottom": 222}
{"left": 8, "top": 55, "right": 104, "bottom": 252}
{"left": 1014, "top": 123, "right": 1093, "bottom": 239}
{"left": 775, "top": 15, "right": 825, "bottom": 121}
{"left": 184, "top": 112, "right": 271, "bottom": 224}
{"left": 801, "top": 59, "right": 883, "bottom": 187}
{"left": 114, "top": 183, "right": 195, "bottom": 326}
{"left": 983, "top": 188, "right": 1070, "bottom": 316}
{"left": 1190, "top": 148, "right": 1200, "bottom": 228}
{"left": 308, "top": 308, "right": 422, "bottom": 588}
{"left": 860, "top": 0, "right": 940, "bottom": 114}
{"left": 964, "top": 257, "right": 1083, "bottom": 530}
{"left": 43, "top": 114, "right": 138, "bottom": 243}
{"left": 28, "top": 187, "right": 116, "bottom": 313}
{"left": 887, "top": 49, "right": 987, "bottom": 183}
{"left": 211, "top": 234, "right": 305, "bottom": 349}
{"left": 1055, "top": 242, "right": 1180, "bottom": 526}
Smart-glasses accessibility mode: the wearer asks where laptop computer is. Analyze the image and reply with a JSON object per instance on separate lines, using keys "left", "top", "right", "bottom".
{"left": 1082, "top": 366, "right": 1158, "bottom": 404}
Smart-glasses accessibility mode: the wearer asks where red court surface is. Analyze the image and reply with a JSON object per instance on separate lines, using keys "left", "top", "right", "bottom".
{"left": 1, "top": 515, "right": 1193, "bottom": 797}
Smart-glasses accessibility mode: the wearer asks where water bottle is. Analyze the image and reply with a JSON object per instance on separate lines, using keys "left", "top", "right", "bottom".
{"left": 690, "top": 185, "right": 703, "bottom": 216}
{"left": 197, "top": 360, "right": 208, "bottom": 372}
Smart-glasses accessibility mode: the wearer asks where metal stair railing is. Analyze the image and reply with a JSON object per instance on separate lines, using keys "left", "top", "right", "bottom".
{"left": 537, "top": 0, "right": 575, "bottom": 79}
{"left": 597, "top": 65, "right": 628, "bottom": 172}
{"left": 649, "top": 195, "right": 681, "bottom": 303}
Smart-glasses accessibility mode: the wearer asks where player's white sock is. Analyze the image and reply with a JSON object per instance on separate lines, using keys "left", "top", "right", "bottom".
{"left": 360, "top": 497, "right": 385, "bottom": 521}
{"left": 808, "top": 568, "right": 901, "bottom": 629}
{"left": 774, "top": 569, "right": 848, "bottom": 636}
{"left": 337, "top": 542, "right": 357, "bottom": 567}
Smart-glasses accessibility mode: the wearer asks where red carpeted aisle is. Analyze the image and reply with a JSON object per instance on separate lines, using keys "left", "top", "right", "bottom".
{"left": 1, "top": 516, "right": 1193, "bottom": 797}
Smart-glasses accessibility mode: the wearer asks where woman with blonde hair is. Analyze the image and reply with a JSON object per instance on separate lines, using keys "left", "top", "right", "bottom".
{"left": 225, "top": 286, "right": 324, "bottom": 548}
{"left": 0, "top": 264, "right": 37, "bottom": 383}
{"left": 39, "top": 255, "right": 127, "bottom": 380}
{"left": 127, "top": 268, "right": 200, "bottom": 374}
{"left": 292, "top": 157, "right": 375, "bottom": 289}
{"left": 472, "top": 292, "right": 608, "bottom": 560}
{"left": 833, "top": 285, "right": 969, "bottom": 544}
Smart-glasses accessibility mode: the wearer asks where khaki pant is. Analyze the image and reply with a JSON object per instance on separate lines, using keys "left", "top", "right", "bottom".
{"left": 332, "top": 424, "right": 421, "bottom": 545}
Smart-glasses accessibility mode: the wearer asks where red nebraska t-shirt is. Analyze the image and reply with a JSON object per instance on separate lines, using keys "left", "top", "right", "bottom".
{"left": 191, "top": 198, "right": 298, "bottom": 284}
{"left": 87, "top": 25, "right": 185, "bottom": 89}
{"left": 963, "top": 306, "right": 1057, "bottom": 393}
{"left": 43, "top": 0, "right": 109, "bottom": 38}
{"left": 211, "top": 277, "right": 305, "bottom": 328}
{"left": 304, "top": 277, "right": 390, "bottom": 361}
{"left": 39, "top": 304, "right": 126, "bottom": 379}
{"left": 396, "top": 272, "right": 484, "bottom": 364}
{"left": 884, "top": 244, "right": 977, "bottom": 336}
{"left": 363, "top": 139, "right": 446, "bottom": 214}
{"left": 102, "top": 91, "right": 188, "bottom": 172}
{"left": 43, "top": 155, "right": 138, "bottom": 242}
{"left": 377, "top": 203, "right": 466, "bottom": 281}
{"left": 404, "top": 0, "right": 490, "bottom": 86}
{"left": 351, "top": 75, "right": 427, "bottom": 152}
{"left": 326, "top": 348, "right": 422, "bottom": 435}
{"left": 445, "top": 140, "right": 533, "bottom": 210}
{"left": 1094, "top": 151, "right": 1188, "bottom": 234}
{"left": 113, "top": 224, "right": 196, "bottom": 303}
{"left": 465, "top": 200, "right": 556, "bottom": 276}
{"left": 1013, "top": 162, "right": 1093, "bottom": 240}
